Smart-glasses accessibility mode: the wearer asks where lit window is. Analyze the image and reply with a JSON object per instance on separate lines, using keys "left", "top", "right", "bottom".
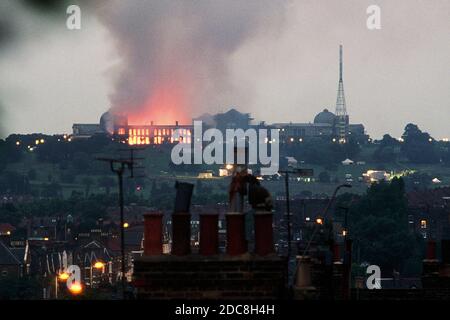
{"left": 420, "top": 219, "right": 427, "bottom": 229}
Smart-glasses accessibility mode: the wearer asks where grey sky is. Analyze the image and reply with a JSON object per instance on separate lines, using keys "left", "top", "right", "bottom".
{"left": 0, "top": 0, "right": 449, "bottom": 139}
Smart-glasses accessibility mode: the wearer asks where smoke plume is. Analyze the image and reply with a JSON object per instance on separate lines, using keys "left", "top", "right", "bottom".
{"left": 96, "top": 1, "right": 286, "bottom": 124}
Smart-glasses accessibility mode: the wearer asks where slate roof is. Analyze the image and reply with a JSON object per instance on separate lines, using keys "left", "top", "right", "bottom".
{"left": 407, "top": 187, "right": 450, "bottom": 208}
{"left": 0, "top": 241, "right": 22, "bottom": 266}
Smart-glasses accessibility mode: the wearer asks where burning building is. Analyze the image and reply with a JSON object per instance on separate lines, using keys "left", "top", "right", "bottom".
{"left": 72, "top": 111, "right": 193, "bottom": 146}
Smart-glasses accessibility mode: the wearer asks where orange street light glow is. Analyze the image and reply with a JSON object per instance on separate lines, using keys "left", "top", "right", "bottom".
{"left": 316, "top": 218, "right": 324, "bottom": 225}
{"left": 123, "top": 222, "right": 130, "bottom": 228}
{"left": 58, "top": 272, "right": 69, "bottom": 281}
{"left": 94, "top": 261, "right": 105, "bottom": 269}
{"left": 69, "top": 283, "right": 83, "bottom": 295}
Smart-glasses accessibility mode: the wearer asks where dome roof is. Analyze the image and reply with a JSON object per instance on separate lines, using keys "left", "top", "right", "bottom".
{"left": 314, "top": 109, "right": 336, "bottom": 125}
{"left": 100, "top": 111, "right": 114, "bottom": 134}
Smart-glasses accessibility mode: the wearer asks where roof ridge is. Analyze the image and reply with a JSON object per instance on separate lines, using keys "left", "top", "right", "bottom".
{"left": 0, "top": 241, "right": 22, "bottom": 265}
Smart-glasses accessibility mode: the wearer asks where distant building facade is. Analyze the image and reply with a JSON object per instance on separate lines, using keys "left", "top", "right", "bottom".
{"left": 72, "top": 107, "right": 368, "bottom": 145}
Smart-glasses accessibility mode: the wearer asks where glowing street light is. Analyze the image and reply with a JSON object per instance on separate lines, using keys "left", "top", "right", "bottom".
{"left": 316, "top": 217, "right": 324, "bottom": 225}
{"left": 123, "top": 222, "right": 130, "bottom": 228}
{"left": 58, "top": 272, "right": 69, "bottom": 281}
{"left": 69, "top": 283, "right": 83, "bottom": 295}
{"left": 94, "top": 261, "right": 105, "bottom": 270}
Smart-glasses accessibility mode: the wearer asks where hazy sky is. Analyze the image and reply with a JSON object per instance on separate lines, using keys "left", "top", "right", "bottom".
{"left": 0, "top": 0, "right": 449, "bottom": 139}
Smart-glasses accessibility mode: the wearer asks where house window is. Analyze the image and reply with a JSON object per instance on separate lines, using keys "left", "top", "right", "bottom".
{"left": 420, "top": 219, "right": 427, "bottom": 229}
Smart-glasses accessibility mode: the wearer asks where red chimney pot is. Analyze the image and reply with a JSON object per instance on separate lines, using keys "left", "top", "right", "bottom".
{"left": 143, "top": 212, "right": 164, "bottom": 255}
{"left": 226, "top": 212, "right": 247, "bottom": 255}
{"left": 172, "top": 212, "right": 191, "bottom": 255}
{"left": 199, "top": 213, "right": 219, "bottom": 255}
{"left": 254, "top": 211, "right": 274, "bottom": 256}
{"left": 426, "top": 240, "right": 437, "bottom": 260}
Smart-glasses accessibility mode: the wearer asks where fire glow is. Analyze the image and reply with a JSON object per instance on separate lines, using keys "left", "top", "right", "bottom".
{"left": 127, "top": 82, "right": 190, "bottom": 126}
{"left": 115, "top": 83, "right": 193, "bottom": 146}
{"left": 124, "top": 127, "right": 192, "bottom": 146}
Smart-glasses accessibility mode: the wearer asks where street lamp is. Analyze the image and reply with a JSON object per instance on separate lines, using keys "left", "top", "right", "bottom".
{"left": 58, "top": 272, "right": 69, "bottom": 281}
{"left": 301, "top": 183, "right": 352, "bottom": 257}
{"left": 69, "top": 283, "right": 83, "bottom": 295}
{"left": 279, "top": 168, "right": 314, "bottom": 257}
{"left": 90, "top": 261, "right": 106, "bottom": 288}
{"left": 97, "top": 157, "right": 135, "bottom": 299}
{"left": 94, "top": 261, "right": 105, "bottom": 270}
